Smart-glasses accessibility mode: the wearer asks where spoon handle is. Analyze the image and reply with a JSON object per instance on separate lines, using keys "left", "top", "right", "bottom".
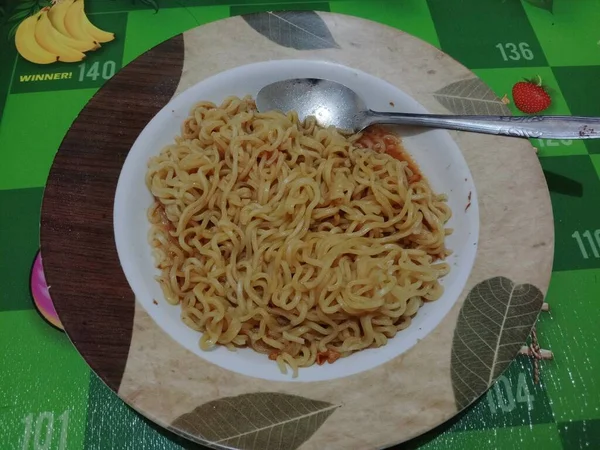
{"left": 363, "top": 111, "right": 600, "bottom": 139}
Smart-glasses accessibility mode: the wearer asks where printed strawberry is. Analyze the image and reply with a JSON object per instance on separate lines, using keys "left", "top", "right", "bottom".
{"left": 512, "top": 75, "right": 552, "bottom": 114}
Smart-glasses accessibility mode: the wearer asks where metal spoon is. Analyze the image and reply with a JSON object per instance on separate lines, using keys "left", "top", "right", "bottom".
{"left": 256, "top": 78, "right": 600, "bottom": 139}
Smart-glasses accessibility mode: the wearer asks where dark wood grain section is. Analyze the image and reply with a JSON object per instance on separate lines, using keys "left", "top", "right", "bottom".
{"left": 40, "top": 35, "right": 184, "bottom": 392}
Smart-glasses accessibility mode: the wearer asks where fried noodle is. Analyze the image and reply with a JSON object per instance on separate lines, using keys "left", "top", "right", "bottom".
{"left": 146, "top": 95, "right": 452, "bottom": 377}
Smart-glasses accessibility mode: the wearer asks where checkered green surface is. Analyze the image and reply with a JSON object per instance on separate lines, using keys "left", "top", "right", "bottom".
{"left": 1, "top": 0, "right": 599, "bottom": 448}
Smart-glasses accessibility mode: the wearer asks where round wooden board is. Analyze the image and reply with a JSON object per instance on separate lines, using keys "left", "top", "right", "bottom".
{"left": 41, "top": 12, "right": 554, "bottom": 450}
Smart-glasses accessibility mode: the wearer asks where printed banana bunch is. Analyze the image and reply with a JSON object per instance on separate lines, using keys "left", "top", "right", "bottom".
{"left": 15, "top": 0, "right": 114, "bottom": 64}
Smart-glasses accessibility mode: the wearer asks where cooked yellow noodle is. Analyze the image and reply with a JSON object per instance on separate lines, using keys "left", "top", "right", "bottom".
{"left": 146, "top": 95, "right": 452, "bottom": 376}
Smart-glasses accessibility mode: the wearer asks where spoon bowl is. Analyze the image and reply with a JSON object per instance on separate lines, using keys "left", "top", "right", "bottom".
{"left": 256, "top": 78, "right": 367, "bottom": 132}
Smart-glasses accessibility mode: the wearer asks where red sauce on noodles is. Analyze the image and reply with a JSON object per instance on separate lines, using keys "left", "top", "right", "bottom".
{"left": 355, "top": 126, "right": 422, "bottom": 183}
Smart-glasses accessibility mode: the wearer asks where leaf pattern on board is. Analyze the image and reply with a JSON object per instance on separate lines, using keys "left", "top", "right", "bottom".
{"left": 242, "top": 11, "right": 340, "bottom": 50}
{"left": 451, "top": 277, "right": 543, "bottom": 410}
{"left": 171, "top": 392, "right": 339, "bottom": 450}
{"left": 433, "top": 78, "right": 511, "bottom": 116}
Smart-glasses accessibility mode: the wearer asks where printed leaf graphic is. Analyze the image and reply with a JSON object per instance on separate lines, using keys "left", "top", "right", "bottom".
{"left": 172, "top": 392, "right": 339, "bottom": 450}
{"left": 242, "top": 11, "right": 340, "bottom": 50}
{"left": 433, "top": 78, "right": 511, "bottom": 115}
{"left": 524, "top": 0, "right": 553, "bottom": 12}
{"left": 451, "top": 277, "right": 543, "bottom": 410}
{"left": 8, "top": 15, "right": 26, "bottom": 40}
{"left": 8, "top": 8, "right": 31, "bottom": 23}
{"left": 14, "top": 2, "right": 35, "bottom": 12}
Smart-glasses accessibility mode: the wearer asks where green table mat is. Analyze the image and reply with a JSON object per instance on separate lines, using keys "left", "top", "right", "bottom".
{"left": 1, "top": 0, "right": 599, "bottom": 448}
